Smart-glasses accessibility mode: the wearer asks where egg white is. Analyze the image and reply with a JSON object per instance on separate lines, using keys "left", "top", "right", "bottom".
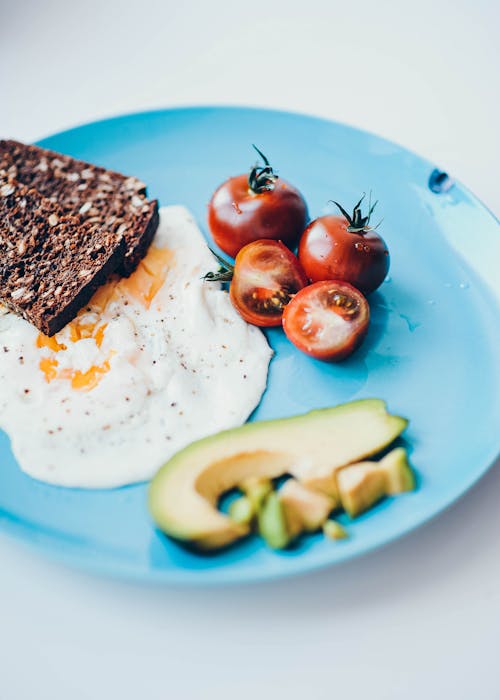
{"left": 0, "top": 206, "right": 272, "bottom": 488}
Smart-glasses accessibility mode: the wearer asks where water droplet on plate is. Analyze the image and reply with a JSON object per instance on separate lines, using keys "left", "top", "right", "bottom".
{"left": 427, "top": 300, "right": 436, "bottom": 305}
{"left": 459, "top": 282, "right": 469, "bottom": 290}
{"left": 399, "top": 313, "right": 421, "bottom": 333}
{"left": 384, "top": 275, "right": 392, "bottom": 284}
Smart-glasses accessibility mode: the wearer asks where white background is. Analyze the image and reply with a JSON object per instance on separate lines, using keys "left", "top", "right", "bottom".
{"left": 0, "top": 1, "right": 499, "bottom": 698}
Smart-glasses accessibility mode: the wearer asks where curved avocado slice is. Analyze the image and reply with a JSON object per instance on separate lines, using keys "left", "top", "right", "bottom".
{"left": 148, "top": 399, "right": 407, "bottom": 551}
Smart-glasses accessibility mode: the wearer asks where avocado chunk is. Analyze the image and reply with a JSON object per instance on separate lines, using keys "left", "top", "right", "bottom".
{"left": 228, "top": 496, "right": 255, "bottom": 526}
{"left": 240, "top": 476, "right": 273, "bottom": 510}
{"left": 281, "top": 501, "right": 304, "bottom": 541}
{"left": 323, "top": 519, "right": 348, "bottom": 540}
{"left": 257, "top": 491, "right": 290, "bottom": 550}
{"left": 148, "top": 399, "right": 407, "bottom": 550}
{"left": 337, "top": 463, "right": 387, "bottom": 517}
{"left": 336, "top": 448, "right": 415, "bottom": 517}
{"left": 380, "top": 448, "right": 415, "bottom": 494}
{"left": 279, "top": 479, "right": 335, "bottom": 533}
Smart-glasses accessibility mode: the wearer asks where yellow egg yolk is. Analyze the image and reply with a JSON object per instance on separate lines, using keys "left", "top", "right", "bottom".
{"left": 37, "top": 246, "right": 174, "bottom": 391}
{"left": 39, "top": 357, "right": 59, "bottom": 382}
{"left": 117, "top": 246, "right": 174, "bottom": 308}
{"left": 36, "top": 334, "right": 67, "bottom": 352}
{"left": 70, "top": 355, "right": 113, "bottom": 392}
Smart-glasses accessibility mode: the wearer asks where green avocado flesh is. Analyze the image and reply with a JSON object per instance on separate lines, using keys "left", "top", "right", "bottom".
{"left": 337, "top": 447, "right": 416, "bottom": 517}
{"left": 228, "top": 496, "right": 255, "bottom": 526}
{"left": 257, "top": 492, "right": 290, "bottom": 550}
{"left": 148, "top": 399, "right": 408, "bottom": 551}
{"left": 279, "top": 480, "right": 336, "bottom": 534}
{"left": 323, "top": 520, "right": 349, "bottom": 540}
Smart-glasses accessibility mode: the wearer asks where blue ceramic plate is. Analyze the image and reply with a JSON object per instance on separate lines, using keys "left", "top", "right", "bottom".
{"left": 1, "top": 107, "right": 499, "bottom": 584}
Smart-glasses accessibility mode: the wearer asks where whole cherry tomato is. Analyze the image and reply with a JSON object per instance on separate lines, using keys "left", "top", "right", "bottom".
{"left": 205, "top": 239, "right": 308, "bottom": 327}
{"left": 298, "top": 195, "right": 389, "bottom": 294}
{"left": 282, "top": 280, "right": 370, "bottom": 361}
{"left": 208, "top": 146, "right": 308, "bottom": 259}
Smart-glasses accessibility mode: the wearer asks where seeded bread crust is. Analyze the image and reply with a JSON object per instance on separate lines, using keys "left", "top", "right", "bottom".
{"left": 0, "top": 177, "right": 126, "bottom": 336}
{"left": 0, "top": 140, "right": 159, "bottom": 276}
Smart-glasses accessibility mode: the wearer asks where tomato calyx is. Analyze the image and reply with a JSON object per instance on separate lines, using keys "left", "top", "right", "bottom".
{"left": 330, "top": 193, "right": 379, "bottom": 234}
{"left": 203, "top": 248, "right": 234, "bottom": 282}
{"left": 248, "top": 145, "right": 278, "bottom": 194}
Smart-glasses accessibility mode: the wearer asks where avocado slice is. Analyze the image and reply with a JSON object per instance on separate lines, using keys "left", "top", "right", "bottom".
{"left": 148, "top": 399, "right": 407, "bottom": 550}
{"left": 323, "top": 519, "right": 348, "bottom": 540}
{"left": 380, "top": 448, "right": 415, "bottom": 494}
{"left": 337, "top": 463, "right": 387, "bottom": 517}
{"left": 228, "top": 496, "right": 255, "bottom": 526}
{"left": 279, "top": 479, "right": 336, "bottom": 533}
{"left": 240, "top": 476, "right": 273, "bottom": 510}
{"left": 257, "top": 491, "right": 290, "bottom": 550}
{"left": 336, "top": 448, "right": 415, "bottom": 517}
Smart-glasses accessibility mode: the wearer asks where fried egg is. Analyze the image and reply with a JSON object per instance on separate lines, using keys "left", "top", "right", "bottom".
{"left": 0, "top": 206, "right": 272, "bottom": 488}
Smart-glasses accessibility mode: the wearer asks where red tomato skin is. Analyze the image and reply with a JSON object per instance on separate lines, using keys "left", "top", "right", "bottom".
{"left": 282, "top": 280, "right": 370, "bottom": 362}
{"left": 208, "top": 174, "right": 308, "bottom": 259}
{"left": 229, "top": 240, "right": 308, "bottom": 327}
{"left": 298, "top": 215, "right": 389, "bottom": 294}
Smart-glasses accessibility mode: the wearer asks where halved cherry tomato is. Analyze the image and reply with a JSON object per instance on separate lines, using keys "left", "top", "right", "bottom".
{"left": 209, "top": 240, "right": 308, "bottom": 327}
{"left": 282, "top": 280, "right": 370, "bottom": 361}
{"left": 208, "top": 146, "right": 308, "bottom": 258}
{"left": 298, "top": 195, "right": 389, "bottom": 294}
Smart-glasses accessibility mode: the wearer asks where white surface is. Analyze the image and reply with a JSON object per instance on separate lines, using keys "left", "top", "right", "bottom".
{"left": 1, "top": 1, "right": 499, "bottom": 698}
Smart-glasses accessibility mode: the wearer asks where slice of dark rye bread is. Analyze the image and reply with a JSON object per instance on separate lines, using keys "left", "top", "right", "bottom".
{"left": 0, "top": 176, "right": 126, "bottom": 336}
{"left": 0, "top": 139, "right": 159, "bottom": 276}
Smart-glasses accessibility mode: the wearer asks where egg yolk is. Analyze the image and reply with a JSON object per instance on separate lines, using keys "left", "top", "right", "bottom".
{"left": 39, "top": 354, "right": 114, "bottom": 392}
{"left": 37, "top": 245, "right": 174, "bottom": 391}
{"left": 70, "top": 355, "right": 113, "bottom": 392}
{"left": 117, "top": 246, "right": 174, "bottom": 308}
{"left": 39, "top": 357, "right": 59, "bottom": 382}
{"left": 68, "top": 320, "right": 107, "bottom": 347}
{"left": 36, "top": 334, "right": 66, "bottom": 352}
